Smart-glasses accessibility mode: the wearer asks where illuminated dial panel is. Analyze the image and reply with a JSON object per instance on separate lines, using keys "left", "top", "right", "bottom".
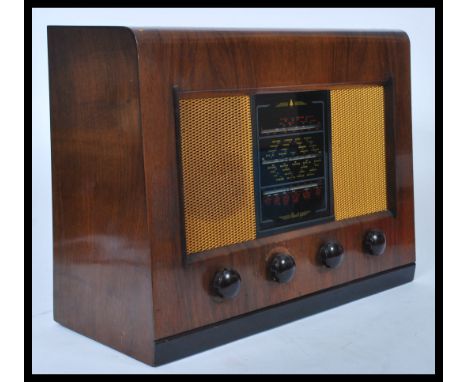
{"left": 253, "top": 90, "right": 334, "bottom": 233}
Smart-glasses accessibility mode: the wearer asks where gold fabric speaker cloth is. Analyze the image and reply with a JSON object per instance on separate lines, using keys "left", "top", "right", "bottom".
{"left": 178, "top": 96, "right": 256, "bottom": 254}
{"left": 330, "top": 86, "right": 387, "bottom": 221}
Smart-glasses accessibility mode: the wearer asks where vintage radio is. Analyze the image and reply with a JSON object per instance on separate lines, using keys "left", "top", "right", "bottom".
{"left": 48, "top": 26, "right": 415, "bottom": 366}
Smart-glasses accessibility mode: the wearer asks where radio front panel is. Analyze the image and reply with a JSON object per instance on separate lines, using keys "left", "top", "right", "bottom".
{"left": 177, "top": 86, "right": 388, "bottom": 256}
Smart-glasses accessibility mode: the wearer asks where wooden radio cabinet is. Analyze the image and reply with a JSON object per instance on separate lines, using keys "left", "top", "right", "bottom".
{"left": 48, "top": 26, "right": 415, "bottom": 366}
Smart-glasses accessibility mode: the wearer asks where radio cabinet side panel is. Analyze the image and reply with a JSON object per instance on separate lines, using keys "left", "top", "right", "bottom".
{"left": 48, "top": 27, "right": 155, "bottom": 365}
{"left": 132, "top": 29, "right": 415, "bottom": 340}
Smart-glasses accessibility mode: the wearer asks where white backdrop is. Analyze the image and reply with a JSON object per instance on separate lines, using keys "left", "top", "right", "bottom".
{"left": 32, "top": 8, "right": 435, "bottom": 374}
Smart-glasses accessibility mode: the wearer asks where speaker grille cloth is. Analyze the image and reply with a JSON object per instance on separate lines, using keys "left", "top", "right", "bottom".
{"left": 330, "top": 86, "right": 387, "bottom": 221}
{"left": 178, "top": 96, "right": 256, "bottom": 254}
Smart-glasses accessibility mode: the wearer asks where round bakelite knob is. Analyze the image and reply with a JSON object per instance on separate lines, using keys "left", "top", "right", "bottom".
{"left": 320, "top": 241, "right": 344, "bottom": 268}
{"left": 268, "top": 253, "right": 296, "bottom": 283}
{"left": 211, "top": 268, "right": 241, "bottom": 300}
{"left": 364, "top": 230, "right": 386, "bottom": 256}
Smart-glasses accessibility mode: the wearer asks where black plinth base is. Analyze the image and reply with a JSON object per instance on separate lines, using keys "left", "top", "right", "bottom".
{"left": 154, "top": 263, "right": 416, "bottom": 366}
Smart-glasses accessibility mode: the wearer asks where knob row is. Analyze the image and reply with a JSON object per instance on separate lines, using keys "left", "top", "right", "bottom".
{"left": 211, "top": 230, "right": 386, "bottom": 300}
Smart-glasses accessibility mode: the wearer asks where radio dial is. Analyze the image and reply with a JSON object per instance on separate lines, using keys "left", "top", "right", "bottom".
{"left": 319, "top": 241, "right": 344, "bottom": 268}
{"left": 211, "top": 268, "right": 241, "bottom": 300}
{"left": 268, "top": 253, "right": 296, "bottom": 283}
{"left": 364, "top": 230, "right": 386, "bottom": 256}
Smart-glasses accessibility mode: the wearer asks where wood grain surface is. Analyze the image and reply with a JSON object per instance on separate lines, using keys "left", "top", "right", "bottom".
{"left": 48, "top": 27, "right": 155, "bottom": 364}
{"left": 49, "top": 27, "right": 415, "bottom": 365}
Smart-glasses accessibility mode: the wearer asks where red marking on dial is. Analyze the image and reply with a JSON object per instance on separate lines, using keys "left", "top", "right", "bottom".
{"left": 291, "top": 192, "right": 300, "bottom": 204}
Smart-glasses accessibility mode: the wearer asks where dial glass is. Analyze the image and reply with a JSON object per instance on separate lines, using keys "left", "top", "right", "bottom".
{"left": 254, "top": 90, "right": 333, "bottom": 233}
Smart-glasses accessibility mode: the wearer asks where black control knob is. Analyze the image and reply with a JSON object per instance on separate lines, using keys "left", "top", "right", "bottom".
{"left": 268, "top": 253, "right": 296, "bottom": 283}
{"left": 320, "top": 241, "right": 344, "bottom": 268}
{"left": 211, "top": 268, "right": 241, "bottom": 300}
{"left": 364, "top": 230, "right": 386, "bottom": 256}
